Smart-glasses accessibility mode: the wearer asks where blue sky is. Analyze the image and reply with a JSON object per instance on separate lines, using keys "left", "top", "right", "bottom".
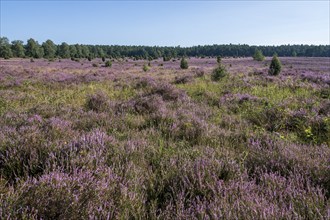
{"left": 1, "top": 1, "right": 329, "bottom": 46}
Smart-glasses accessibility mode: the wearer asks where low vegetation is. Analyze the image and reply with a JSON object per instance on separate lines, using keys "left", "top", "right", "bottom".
{"left": 0, "top": 56, "right": 329, "bottom": 219}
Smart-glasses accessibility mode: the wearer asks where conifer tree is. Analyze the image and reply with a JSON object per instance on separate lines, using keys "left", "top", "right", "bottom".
{"left": 269, "top": 55, "right": 282, "bottom": 75}
{"left": 180, "top": 57, "right": 188, "bottom": 69}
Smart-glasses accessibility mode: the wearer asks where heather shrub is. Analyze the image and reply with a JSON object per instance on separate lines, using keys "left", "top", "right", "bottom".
{"left": 144, "top": 154, "right": 243, "bottom": 217}
{"left": 285, "top": 109, "right": 329, "bottom": 144}
{"left": 246, "top": 138, "right": 296, "bottom": 177}
{"left": 285, "top": 108, "right": 308, "bottom": 131}
{"left": 134, "top": 77, "right": 158, "bottom": 89}
{"left": 245, "top": 105, "right": 286, "bottom": 132}
{"left": 174, "top": 74, "right": 194, "bottom": 84}
{"left": 318, "top": 101, "right": 330, "bottom": 116}
{"left": 4, "top": 168, "right": 147, "bottom": 219}
{"left": 168, "top": 111, "right": 207, "bottom": 143}
{"left": 50, "top": 129, "right": 114, "bottom": 171}
{"left": 85, "top": 90, "right": 109, "bottom": 112}
{"left": 246, "top": 137, "right": 330, "bottom": 194}
{"left": 269, "top": 55, "right": 282, "bottom": 75}
{"left": 16, "top": 171, "right": 95, "bottom": 219}
{"left": 132, "top": 94, "right": 166, "bottom": 114}
{"left": 211, "top": 64, "right": 227, "bottom": 81}
{"left": 301, "top": 72, "right": 330, "bottom": 85}
{"left": 45, "top": 117, "right": 76, "bottom": 140}
{"left": 149, "top": 108, "right": 207, "bottom": 144}
{"left": 73, "top": 110, "right": 111, "bottom": 131}
{"left": 194, "top": 68, "right": 205, "bottom": 77}
{"left": 219, "top": 93, "right": 265, "bottom": 114}
{"left": 298, "top": 116, "right": 330, "bottom": 145}
{"left": 158, "top": 171, "right": 328, "bottom": 219}
{"left": 180, "top": 57, "right": 188, "bottom": 69}
{"left": 0, "top": 125, "right": 49, "bottom": 183}
{"left": 151, "top": 82, "right": 188, "bottom": 101}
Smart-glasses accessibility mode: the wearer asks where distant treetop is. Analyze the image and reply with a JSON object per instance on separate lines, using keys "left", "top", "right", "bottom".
{"left": 0, "top": 37, "right": 329, "bottom": 59}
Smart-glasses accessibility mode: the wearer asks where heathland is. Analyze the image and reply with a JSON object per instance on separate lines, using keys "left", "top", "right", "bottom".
{"left": 0, "top": 56, "right": 329, "bottom": 219}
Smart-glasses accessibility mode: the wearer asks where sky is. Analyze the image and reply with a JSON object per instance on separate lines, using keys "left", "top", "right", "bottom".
{"left": 1, "top": 0, "right": 329, "bottom": 46}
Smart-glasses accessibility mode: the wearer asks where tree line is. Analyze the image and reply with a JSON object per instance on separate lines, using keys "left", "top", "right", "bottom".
{"left": 1, "top": 37, "right": 329, "bottom": 60}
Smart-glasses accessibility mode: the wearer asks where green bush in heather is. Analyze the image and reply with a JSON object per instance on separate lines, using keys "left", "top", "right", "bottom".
{"left": 105, "top": 60, "right": 112, "bottom": 67}
{"left": 268, "top": 55, "right": 282, "bottom": 75}
{"left": 143, "top": 64, "right": 149, "bottom": 72}
{"left": 180, "top": 57, "right": 189, "bottom": 69}
{"left": 211, "top": 64, "right": 227, "bottom": 81}
{"left": 253, "top": 49, "right": 265, "bottom": 61}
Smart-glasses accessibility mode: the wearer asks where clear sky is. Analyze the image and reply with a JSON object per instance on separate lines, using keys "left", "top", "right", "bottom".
{"left": 1, "top": 0, "right": 329, "bottom": 46}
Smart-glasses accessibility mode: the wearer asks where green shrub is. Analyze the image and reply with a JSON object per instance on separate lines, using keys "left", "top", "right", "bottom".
{"left": 92, "top": 63, "right": 98, "bottom": 67}
{"left": 180, "top": 57, "right": 188, "bottom": 69}
{"left": 253, "top": 49, "right": 265, "bottom": 61}
{"left": 163, "top": 56, "right": 171, "bottom": 62}
{"left": 143, "top": 64, "right": 149, "bottom": 72}
{"left": 211, "top": 64, "right": 227, "bottom": 81}
{"left": 217, "top": 56, "right": 222, "bottom": 64}
{"left": 268, "top": 55, "right": 282, "bottom": 75}
{"left": 105, "top": 60, "right": 112, "bottom": 67}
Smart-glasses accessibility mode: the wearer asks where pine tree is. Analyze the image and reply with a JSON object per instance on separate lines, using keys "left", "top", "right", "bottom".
{"left": 217, "top": 56, "right": 222, "bottom": 64}
{"left": 180, "top": 57, "right": 188, "bottom": 69}
{"left": 211, "top": 64, "right": 227, "bottom": 81}
{"left": 253, "top": 49, "right": 265, "bottom": 61}
{"left": 268, "top": 55, "right": 282, "bottom": 75}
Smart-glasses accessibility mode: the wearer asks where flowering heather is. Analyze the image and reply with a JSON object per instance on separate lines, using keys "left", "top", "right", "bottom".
{"left": 0, "top": 57, "right": 329, "bottom": 219}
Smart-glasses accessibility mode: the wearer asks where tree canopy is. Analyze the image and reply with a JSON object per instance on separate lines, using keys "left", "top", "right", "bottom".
{"left": 1, "top": 37, "right": 329, "bottom": 59}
